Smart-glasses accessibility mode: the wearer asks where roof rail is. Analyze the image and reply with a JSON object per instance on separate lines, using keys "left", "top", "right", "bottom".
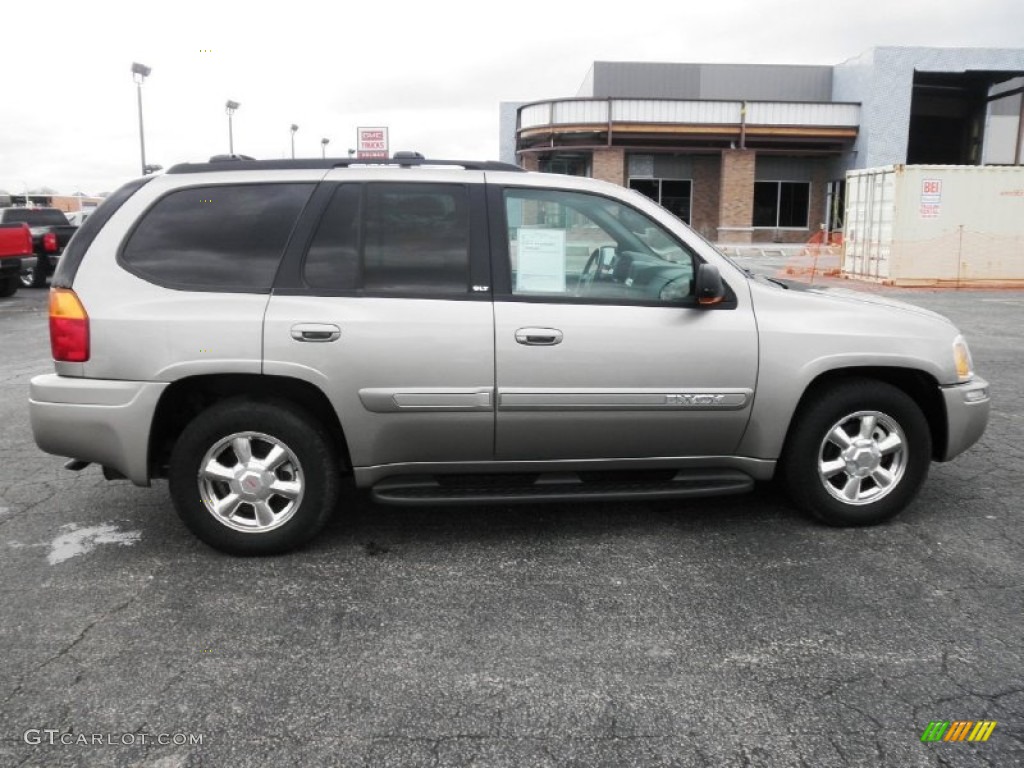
{"left": 208, "top": 153, "right": 257, "bottom": 162}
{"left": 166, "top": 153, "right": 526, "bottom": 174}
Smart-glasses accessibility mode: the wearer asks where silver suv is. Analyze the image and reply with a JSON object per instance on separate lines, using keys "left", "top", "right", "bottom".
{"left": 29, "top": 155, "right": 991, "bottom": 554}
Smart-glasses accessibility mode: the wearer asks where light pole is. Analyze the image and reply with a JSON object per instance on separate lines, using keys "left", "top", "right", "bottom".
{"left": 131, "top": 62, "right": 151, "bottom": 176}
{"left": 320, "top": 137, "right": 330, "bottom": 159}
{"left": 290, "top": 124, "right": 299, "bottom": 159}
{"left": 225, "top": 100, "right": 240, "bottom": 155}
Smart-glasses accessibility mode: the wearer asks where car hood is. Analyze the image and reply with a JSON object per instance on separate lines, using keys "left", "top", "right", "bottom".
{"left": 770, "top": 278, "right": 953, "bottom": 325}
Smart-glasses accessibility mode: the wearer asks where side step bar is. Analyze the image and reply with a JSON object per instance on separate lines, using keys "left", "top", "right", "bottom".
{"left": 372, "top": 470, "right": 754, "bottom": 506}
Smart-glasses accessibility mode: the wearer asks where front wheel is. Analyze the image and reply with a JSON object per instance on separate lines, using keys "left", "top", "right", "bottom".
{"left": 169, "top": 399, "right": 340, "bottom": 555}
{"left": 781, "top": 379, "right": 931, "bottom": 526}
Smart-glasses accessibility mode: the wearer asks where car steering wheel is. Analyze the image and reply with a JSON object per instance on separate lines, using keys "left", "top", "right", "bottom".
{"left": 576, "top": 246, "right": 615, "bottom": 295}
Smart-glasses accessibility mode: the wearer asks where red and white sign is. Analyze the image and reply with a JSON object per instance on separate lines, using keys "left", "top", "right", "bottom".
{"left": 920, "top": 179, "right": 942, "bottom": 218}
{"left": 357, "top": 127, "right": 389, "bottom": 159}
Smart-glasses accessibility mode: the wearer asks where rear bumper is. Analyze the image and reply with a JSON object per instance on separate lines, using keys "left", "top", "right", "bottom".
{"left": 939, "top": 377, "right": 990, "bottom": 462}
{"left": 29, "top": 374, "right": 167, "bottom": 486}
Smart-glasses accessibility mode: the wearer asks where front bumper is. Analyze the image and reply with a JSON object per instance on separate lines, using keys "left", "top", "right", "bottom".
{"left": 938, "top": 376, "right": 990, "bottom": 462}
{"left": 29, "top": 374, "right": 168, "bottom": 486}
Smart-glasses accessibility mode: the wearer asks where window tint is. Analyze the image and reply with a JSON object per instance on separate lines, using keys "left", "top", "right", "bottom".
{"left": 302, "top": 183, "right": 470, "bottom": 295}
{"left": 363, "top": 184, "right": 468, "bottom": 293}
{"left": 122, "top": 183, "right": 313, "bottom": 291}
{"left": 304, "top": 185, "right": 359, "bottom": 289}
{"left": 505, "top": 188, "right": 695, "bottom": 304}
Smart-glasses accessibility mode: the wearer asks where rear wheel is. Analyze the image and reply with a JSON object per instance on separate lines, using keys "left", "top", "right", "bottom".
{"left": 781, "top": 379, "right": 931, "bottom": 526}
{"left": 20, "top": 257, "right": 47, "bottom": 288}
{"left": 0, "top": 277, "right": 17, "bottom": 297}
{"left": 169, "top": 399, "right": 340, "bottom": 555}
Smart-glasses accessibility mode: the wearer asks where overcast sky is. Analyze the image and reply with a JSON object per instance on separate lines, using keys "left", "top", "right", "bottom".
{"left": 1, "top": 0, "right": 1022, "bottom": 195}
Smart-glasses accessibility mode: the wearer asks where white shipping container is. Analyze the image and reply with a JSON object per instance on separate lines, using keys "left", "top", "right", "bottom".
{"left": 842, "top": 165, "right": 1024, "bottom": 285}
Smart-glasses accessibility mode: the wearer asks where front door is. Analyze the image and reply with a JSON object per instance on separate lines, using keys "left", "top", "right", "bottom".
{"left": 490, "top": 184, "right": 758, "bottom": 461}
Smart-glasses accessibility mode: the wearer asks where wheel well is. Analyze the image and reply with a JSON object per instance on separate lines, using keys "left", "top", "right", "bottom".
{"left": 148, "top": 374, "right": 351, "bottom": 478}
{"left": 788, "top": 367, "right": 947, "bottom": 461}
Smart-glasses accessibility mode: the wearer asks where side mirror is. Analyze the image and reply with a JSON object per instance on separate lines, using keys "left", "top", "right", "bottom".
{"left": 695, "top": 263, "right": 726, "bottom": 306}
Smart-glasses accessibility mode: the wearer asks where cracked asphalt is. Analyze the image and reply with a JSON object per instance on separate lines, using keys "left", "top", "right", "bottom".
{"left": 1, "top": 281, "right": 1022, "bottom": 767}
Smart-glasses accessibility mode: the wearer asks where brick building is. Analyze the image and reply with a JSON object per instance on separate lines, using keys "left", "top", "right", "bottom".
{"left": 500, "top": 47, "right": 1024, "bottom": 244}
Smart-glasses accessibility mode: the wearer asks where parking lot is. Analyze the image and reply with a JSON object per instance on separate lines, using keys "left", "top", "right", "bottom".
{"left": 1, "top": 279, "right": 1021, "bottom": 767}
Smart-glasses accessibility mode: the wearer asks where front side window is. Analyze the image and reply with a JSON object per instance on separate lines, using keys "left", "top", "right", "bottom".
{"left": 504, "top": 188, "right": 695, "bottom": 304}
{"left": 121, "top": 183, "right": 313, "bottom": 291}
{"left": 753, "top": 181, "right": 810, "bottom": 228}
{"left": 303, "top": 183, "right": 470, "bottom": 295}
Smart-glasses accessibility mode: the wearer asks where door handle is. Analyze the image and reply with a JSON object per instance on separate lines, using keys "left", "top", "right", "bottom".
{"left": 291, "top": 323, "right": 341, "bottom": 342}
{"left": 515, "top": 327, "right": 563, "bottom": 346}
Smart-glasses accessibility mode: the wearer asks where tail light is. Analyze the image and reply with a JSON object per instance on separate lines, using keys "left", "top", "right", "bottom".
{"left": 43, "top": 232, "right": 58, "bottom": 252}
{"left": 49, "top": 289, "right": 90, "bottom": 362}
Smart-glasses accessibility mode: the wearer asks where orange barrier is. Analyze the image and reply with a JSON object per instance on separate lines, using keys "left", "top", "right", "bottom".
{"left": 779, "top": 240, "right": 843, "bottom": 283}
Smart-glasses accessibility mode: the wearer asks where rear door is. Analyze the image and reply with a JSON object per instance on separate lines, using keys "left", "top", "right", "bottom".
{"left": 264, "top": 170, "right": 495, "bottom": 471}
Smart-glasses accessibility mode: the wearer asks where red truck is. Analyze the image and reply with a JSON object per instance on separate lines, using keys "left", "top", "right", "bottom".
{"left": 0, "top": 222, "right": 34, "bottom": 297}
{"left": 0, "top": 207, "right": 78, "bottom": 288}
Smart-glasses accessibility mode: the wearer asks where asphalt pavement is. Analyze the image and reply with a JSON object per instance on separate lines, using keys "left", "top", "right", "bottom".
{"left": 1, "top": 277, "right": 1021, "bottom": 767}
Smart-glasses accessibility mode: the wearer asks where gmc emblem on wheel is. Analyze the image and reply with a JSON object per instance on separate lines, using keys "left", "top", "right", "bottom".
{"left": 665, "top": 393, "right": 727, "bottom": 406}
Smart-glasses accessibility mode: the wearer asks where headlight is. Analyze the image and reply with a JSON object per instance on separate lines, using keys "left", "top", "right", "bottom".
{"left": 953, "top": 336, "right": 974, "bottom": 381}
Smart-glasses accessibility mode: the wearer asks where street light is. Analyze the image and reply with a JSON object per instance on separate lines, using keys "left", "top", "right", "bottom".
{"left": 131, "top": 62, "right": 151, "bottom": 176}
{"left": 320, "top": 137, "right": 330, "bottom": 159}
{"left": 225, "top": 100, "right": 240, "bottom": 155}
{"left": 290, "top": 124, "right": 299, "bottom": 159}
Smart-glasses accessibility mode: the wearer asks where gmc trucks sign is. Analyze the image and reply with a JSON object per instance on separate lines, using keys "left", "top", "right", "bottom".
{"left": 357, "top": 127, "right": 389, "bottom": 159}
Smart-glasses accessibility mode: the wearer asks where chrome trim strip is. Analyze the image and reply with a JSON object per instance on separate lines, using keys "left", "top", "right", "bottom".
{"left": 358, "top": 388, "right": 494, "bottom": 413}
{"left": 497, "top": 388, "right": 751, "bottom": 411}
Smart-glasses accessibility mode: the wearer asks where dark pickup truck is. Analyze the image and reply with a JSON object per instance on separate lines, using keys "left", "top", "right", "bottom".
{"left": 0, "top": 222, "right": 34, "bottom": 297}
{"left": 0, "top": 207, "right": 77, "bottom": 288}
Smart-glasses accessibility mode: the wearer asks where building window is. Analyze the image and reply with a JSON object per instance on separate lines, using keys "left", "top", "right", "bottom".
{"left": 628, "top": 178, "right": 692, "bottom": 224}
{"left": 753, "top": 181, "right": 810, "bottom": 228}
{"left": 540, "top": 154, "right": 590, "bottom": 177}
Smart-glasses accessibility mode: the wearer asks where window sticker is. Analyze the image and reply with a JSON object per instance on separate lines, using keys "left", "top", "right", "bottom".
{"left": 515, "top": 228, "right": 567, "bottom": 293}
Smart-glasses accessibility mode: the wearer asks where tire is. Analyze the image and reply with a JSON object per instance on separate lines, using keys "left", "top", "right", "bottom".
{"left": 20, "top": 257, "right": 47, "bottom": 288}
{"left": 0, "top": 276, "right": 17, "bottom": 297}
{"left": 169, "top": 398, "right": 340, "bottom": 555}
{"left": 781, "top": 378, "right": 931, "bottom": 526}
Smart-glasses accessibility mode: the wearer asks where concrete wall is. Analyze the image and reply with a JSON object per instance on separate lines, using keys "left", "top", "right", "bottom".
{"left": 833, "top": 47, "right": 1024, "bottom": 171}
{"left": 499, "top": 101, "right": 527, "bottom": 165}
{"left": 589, "top": 62, "right": 832, "bottom": 102}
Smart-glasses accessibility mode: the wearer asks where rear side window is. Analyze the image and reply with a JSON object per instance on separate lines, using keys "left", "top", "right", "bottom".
{"left": 303, "top": 182, "right": 470, "bottom": 295}
{"left": 121, "top": 183, "right": 314, "bottom": 291}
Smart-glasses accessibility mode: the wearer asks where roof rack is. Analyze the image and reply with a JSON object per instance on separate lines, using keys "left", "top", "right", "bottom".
{"left": 166, "top": 153, "right": 526, "bottom": 175}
